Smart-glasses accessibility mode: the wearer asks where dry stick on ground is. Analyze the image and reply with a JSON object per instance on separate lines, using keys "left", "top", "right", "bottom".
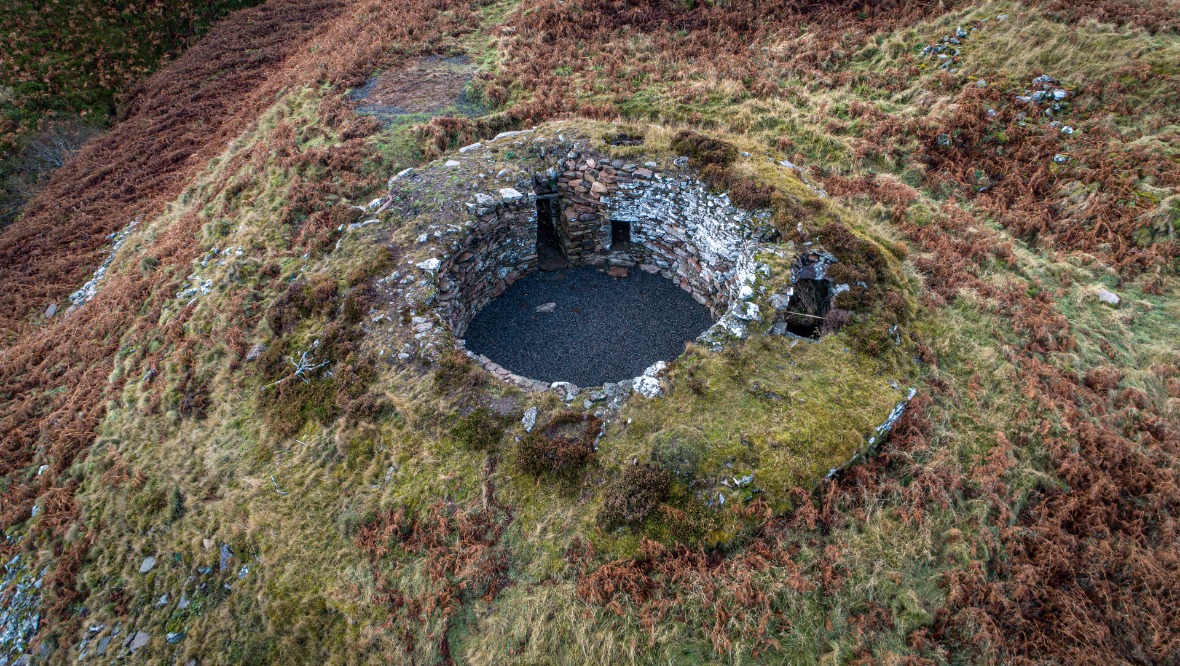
{"left": 260, "top": 348, "right": 330, "bottom": 392}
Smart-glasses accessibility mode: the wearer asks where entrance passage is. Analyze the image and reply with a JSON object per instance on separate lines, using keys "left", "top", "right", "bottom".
{"left": 536, "top": 196, "right": 566, "bottom": 271}
{"left": 463, "top": 267, "right": 714, "bottom": 387}
{"left": 784, "top": 278, "right": 832, "bottom": 338}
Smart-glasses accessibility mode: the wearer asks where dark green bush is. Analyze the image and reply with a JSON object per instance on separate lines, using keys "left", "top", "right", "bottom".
{"left": 167, "top": 486, "right": 185, "bottom": 523}
{"left": 452, "top": 408, "right": 509, "bottom": 451}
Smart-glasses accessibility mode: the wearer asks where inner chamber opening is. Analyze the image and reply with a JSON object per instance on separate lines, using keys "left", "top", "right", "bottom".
{"left": 783, "top": 278, "right": 832, "bottom": 338}
{"left": 611, "top": 220, "right": 632, "bottom": 247}
{"left": 535, "top": 195, "right": 566, "bottom": 271}
{"left": 462, "top": 267, "right": 713, "bottom": 387}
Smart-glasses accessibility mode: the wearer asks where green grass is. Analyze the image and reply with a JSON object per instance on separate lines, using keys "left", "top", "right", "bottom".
{"left": 24, "top": 3, "right": 1180, "bottom": 664}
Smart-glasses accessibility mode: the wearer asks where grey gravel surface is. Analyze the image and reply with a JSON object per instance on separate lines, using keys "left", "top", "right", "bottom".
{"left": 464, "top": 267, "right": 714, "bottom": 387}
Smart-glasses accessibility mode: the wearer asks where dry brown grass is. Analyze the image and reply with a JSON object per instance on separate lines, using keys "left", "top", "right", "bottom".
{"left": 0, "top": 0, "right": 498, "bottom": 655}
{"left": 2, "top": 0, "right": 1179, "bottom": 662}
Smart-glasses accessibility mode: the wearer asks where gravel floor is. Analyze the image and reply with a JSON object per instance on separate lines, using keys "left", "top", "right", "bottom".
{"left": 464, "top": 267, "right": 715, "bottom": 387}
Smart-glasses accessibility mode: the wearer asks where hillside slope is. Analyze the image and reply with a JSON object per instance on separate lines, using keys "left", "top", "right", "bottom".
{"left": 1, "top": 0, "right": 1178, "bottom": 664}
{"left": 0, "top": 0, "right": 267, "bottom": 226}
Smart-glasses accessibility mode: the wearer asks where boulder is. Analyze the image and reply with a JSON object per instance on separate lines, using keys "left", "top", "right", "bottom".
{"left": 634, "top": 375, "right": 662, "bottom": 398}
{"left": 1096, "top": 287, "right": 1120, "bottom": 307}
{"left": 522, "top": 407, "right": 538, "bottom": 433}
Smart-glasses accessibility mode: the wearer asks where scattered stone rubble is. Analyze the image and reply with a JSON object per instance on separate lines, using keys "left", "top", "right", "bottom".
{"left": 69, "top": 539, "right": 255, "bottom": 661}
{"left": 67, "top": 218, "right": 139, "bottom": 311}
{"left": 1014, "top": 74, "right": 1069, "bottom": 116}
{"left": 1011, "top": 74, "right": 1079, "bottom": 164}
{"left": 918, "top": 13, "right": 1008, "bottom": 73}
{"left": 0, "top": 552, "right": 45, "bottom": 664}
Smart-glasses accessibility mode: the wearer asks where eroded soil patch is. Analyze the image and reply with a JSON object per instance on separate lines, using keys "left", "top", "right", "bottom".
{"left": 349, "top": 55, "right": 482, "bottom": 123}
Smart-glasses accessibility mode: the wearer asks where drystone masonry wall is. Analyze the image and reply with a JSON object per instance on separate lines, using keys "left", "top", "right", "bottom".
{"left": 603, "top": 176, "right": 771, "bottom": 317}
{"left": 409, "top": 132, "right": 784, "bottom": 393}
{"left": 437, "top": 142, "right": 775, "bottom": 340}
{"left": 545, "top": 148, "right": 776, "bottom": 317}
{"left": 437, "top": 189, "right": 536, "bottom": 338}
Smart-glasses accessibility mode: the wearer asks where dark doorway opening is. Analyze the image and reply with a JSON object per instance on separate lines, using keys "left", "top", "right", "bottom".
{"left": 783, "top": 278, "right": 832, "bottom": 338}
{"left": 536, "top": 196, "right": 566, "bottom": 271}
{"left": 611, "top": 220, "right": 632, "bottom": 247}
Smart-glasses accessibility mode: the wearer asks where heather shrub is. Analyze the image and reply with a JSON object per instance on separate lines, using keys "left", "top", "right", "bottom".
{"left": 515, "top": 412, "right": 600, "bottom": 479}
{"left": 599, "top": 464, "right": 672, "bottom": 528}
{"left": 265, "top": 275, "right": 341, "bottom": 335}
{"left": 670, "top": 130, "right": 737, "bottom": 168}
{"left": 818, "top": 222, "right": 888, "bottom": 287}
{"left": 822, "top": 307, "right": 852, "bottom": 334}
{"left": 727, "top": 177, "right": 776, "bottom": 209}
{"left": 266, "top": 279, "right": 311, "bottom": 335}
{"left": 671, "top": 131, "right": 775, "bottom": 210}
{"left": 341, "top": 285, "right": 372, "bottom": 325}
{"left": 433, "top": 349, "right": 487, "bottom": 395}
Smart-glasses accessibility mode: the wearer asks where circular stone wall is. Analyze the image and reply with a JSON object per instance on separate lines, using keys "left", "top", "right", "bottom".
{"left": 391, "top": 130, "right": 783, "bottom": 393}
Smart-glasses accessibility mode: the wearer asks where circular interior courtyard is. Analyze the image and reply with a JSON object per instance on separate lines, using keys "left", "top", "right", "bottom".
{"left": 462, "top": 267, "right": 715, "bottom": 387}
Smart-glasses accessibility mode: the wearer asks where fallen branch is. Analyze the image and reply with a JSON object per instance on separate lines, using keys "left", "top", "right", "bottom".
{"left": 782, "top": 310, "right": 826, "bottom": 320}
{"left": 260, "top": 348, "right": 329, "bottom": 392}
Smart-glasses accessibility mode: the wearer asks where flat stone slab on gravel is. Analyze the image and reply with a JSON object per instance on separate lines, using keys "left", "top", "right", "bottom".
{"left": 464, "top": 267, "right": 714, "bottom": 387}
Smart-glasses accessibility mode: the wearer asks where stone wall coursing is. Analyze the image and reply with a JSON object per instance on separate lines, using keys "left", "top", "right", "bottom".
{"left": 548, "top": 149, "right": 771, "bottom": 318}
{"left": 437, "top": 191, "right": 536, "bottom": 338}
{"left": 551, "top": 152, "right": 618, "bottom": 263}
{"left": 427, "top": 137, "right": 777, "bottom": 389}
{"left": 603, "top": 176, "right": 765, "bottom": 317}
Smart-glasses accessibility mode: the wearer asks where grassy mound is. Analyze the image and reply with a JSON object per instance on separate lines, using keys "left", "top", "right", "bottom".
{"left": 1, "top": 0, "right": 1178, "bottom": 664}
